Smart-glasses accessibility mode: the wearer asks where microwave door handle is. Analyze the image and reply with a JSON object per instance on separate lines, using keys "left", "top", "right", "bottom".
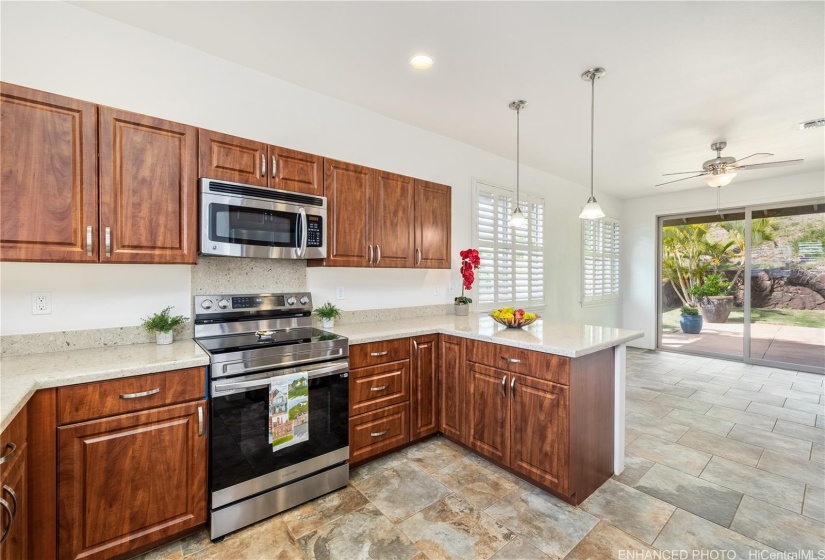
{"left": 298, "top": 207, "right": 308, "bottom": 258}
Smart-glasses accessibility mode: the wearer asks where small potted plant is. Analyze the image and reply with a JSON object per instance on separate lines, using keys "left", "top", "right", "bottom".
{"left": 455, "top": 248, "right": 480, "bottom": 316}
{"left": 689, "top": 274, "right": 733, "bottom": 323}
{"left": 314, "top": 301, "right": 341, "bottom": 329}
{"left": 679, "top": 305, "right": 703, "bottom": 334}
{"left": 142, "top": 306, "right": 188, "bottom": 345}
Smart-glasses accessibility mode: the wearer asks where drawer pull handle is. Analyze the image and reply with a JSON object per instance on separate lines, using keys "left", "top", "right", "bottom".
{"left": 370, "top": 351, "right": 389, "bottom": 357}
{"left": 0, "top": 443, "right": 16, "bottom": 465}
{"left": 2, "top": 486, "right": 16, "bottom": 519}
{"left": 370, "top": 385, "right": 389, "bottom": 392}
{"left": 370, "top": 430, "right": 389, "bottom": 437}
{"left": 0, "top": 498, "right": 12, "bottom": 545}
{"left": 501, "top": 357, "right": 521, "bottom": 364}
{"left": 120, "top": 388, "right": 160, "bottom": 399}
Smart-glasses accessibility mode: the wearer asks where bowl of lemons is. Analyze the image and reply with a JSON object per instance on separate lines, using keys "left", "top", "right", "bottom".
{"left": 489, "top": 307, "right": 540, "bottom": 328}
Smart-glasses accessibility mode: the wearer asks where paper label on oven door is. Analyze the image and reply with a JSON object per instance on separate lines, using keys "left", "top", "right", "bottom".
{"left": 269, "top": 371, "right": 309, "bottom": 452}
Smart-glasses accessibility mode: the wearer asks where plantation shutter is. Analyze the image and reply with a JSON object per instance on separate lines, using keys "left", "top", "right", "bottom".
{"left": 474, "top": 181, "right": 544, "bottom": 312}
{"left": 582, "top": 218, "right": 620, "bottom": 303}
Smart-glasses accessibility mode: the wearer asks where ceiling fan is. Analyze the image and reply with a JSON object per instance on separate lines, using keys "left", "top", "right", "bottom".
{"left": 656, "top": 142, "right": 804, "bottom": 188}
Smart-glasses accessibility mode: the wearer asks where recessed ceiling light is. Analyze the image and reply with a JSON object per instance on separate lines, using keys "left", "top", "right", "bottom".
{"left": 409, "top": 54, "right": 433, "bottom": 71}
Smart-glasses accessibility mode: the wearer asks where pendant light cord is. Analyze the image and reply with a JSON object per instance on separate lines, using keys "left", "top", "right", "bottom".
{"left": 516, "top": 105, "right": 521, "bottom": 210}
{"left": 590, "top": 76, "right": 595, "bottom": 199}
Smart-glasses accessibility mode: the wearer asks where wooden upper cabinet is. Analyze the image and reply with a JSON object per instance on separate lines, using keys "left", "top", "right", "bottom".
{"left": 99, "top": 107, "right": 198, "bottom": 264}
{"left": 415, "top": 179, "right": 451, "bottom": 269}
{"left": 373, "top": 170, "right": 415, "bottom": 268}
{"left": 467, "top": 363, "right": 509, "bottom": 464}
{"left": 198, "top": 129, "right": 268, "bottom": 187}
{"left": 270, "top": 146, "right": 323, "bottom": 195}
{"left": 58, "top": 401, "right": 207, "bottom": 560}
{"left": 0, "top": 83, "right": 98, "bottom": 262}
{"left": 410, "top": 335, "right": 439, "bottom": 440}
{"left": 316, "top": 158, "right": 372, "bottom": 267}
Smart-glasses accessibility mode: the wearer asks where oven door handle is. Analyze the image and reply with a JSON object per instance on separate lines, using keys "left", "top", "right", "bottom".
{"left": 212, "top": 361, "right": 349, "bottom": 394}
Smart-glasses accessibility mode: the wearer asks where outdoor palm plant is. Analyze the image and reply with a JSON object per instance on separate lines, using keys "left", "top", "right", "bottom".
{"left": 661, "top": 224, "right": 733, "bottom": 305}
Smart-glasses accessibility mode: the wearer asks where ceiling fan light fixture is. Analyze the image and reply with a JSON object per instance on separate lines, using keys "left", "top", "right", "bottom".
{"left": 578, "top": 196, "right": 605, "bottom": 220}
{"left": 705, "top": 170, "right": 737, "bottom": 188}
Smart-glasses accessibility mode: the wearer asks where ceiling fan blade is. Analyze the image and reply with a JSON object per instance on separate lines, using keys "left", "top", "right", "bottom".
{"left": 655, "top": 173, "right": 708, "bottom": 187}
{"left": 662, "top": 170, "right": 706, "bottom": 176}
{"left": 735, "top": 159, "right": 804, "bottom": 171}
{"left": 730, "top": 152, "right": 772, "bottom": 166}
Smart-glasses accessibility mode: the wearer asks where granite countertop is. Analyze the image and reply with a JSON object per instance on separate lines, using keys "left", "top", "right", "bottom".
{"left": 0, "top": 340, "right": 209, "bottom": 432}
{"left": 332, "top": 313, "right": 643, "bottom": 358}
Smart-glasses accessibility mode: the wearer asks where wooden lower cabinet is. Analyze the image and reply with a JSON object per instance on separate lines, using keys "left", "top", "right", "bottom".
{"left": 410, "top": 335, "right": 439, "bottom": 440}
{"left": 57, "top": 401, "right": 207, "bottom": 560}
{"left": 0, "top": 408, "right": 28, "bottom": 560}
{"left": 438, "top": 335, "right": 465, "bottom": 443}
{"left": 467, "top": 363, "right": 509, "bottom": 464}
{"left": 509, "top": 374, "right": 570, "bottom": 494}
{"left": 349, "top": 403, "right": 409, "bottom": 464}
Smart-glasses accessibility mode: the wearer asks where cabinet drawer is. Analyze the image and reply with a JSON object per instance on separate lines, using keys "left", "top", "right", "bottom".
{"left": 466, "top": 340, "right": 569, "bottom": 385}
{"left": 349, "top": 403, "right": 409, "bottom": 464}
{"left": 350, "top": 360, "right": 409, "bottom": 416}
{"left": 350, "top": 338, "right": 410, "bottom": 368}
{"left": 58, "top": 367, "right": 206, "bottom": 425}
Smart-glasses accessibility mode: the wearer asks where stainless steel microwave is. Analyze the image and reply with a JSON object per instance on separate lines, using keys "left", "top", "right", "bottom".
{"left": 199, "top": 178, "right": 327, "bottom": 259}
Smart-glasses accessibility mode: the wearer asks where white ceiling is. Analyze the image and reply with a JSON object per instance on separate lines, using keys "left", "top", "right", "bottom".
{"left": 73, "top": 1, "right": 825, "bottom": 199}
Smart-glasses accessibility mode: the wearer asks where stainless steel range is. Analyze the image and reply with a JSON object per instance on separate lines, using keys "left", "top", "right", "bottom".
{"left": 194, "top": 292, "right": 349, "bottom": 540}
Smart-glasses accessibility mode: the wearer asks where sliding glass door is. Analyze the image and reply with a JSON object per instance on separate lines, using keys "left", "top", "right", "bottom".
{"left": 658, "top": 198, "right": 825, "bottom": 373}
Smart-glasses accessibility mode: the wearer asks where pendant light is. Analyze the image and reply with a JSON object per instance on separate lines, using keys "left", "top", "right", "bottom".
{"left": 579, "top": 68, "right": 606, "bottom": 220}
{"left": 508, "top": 100, "right": 528, "bottom": 228}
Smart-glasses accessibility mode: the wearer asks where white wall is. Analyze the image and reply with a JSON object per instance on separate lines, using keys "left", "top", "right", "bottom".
{"left": 0, "top": 1, "right": 622, "bottom": 335}
{"left": 622, "top": 170, "right": 825, "bottom": 349}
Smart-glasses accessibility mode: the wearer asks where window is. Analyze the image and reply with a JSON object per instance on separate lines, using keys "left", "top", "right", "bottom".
{"left": 473, "top": 180, "right": 544, "bottom": 311}
{"left": 582, "top": 217, "right": 620, "bottom": 304}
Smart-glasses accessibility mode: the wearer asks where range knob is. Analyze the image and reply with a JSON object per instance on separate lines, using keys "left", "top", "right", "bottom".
{"left": 218, "top": 298, "right": 230, "bottom": 309}
{"left": 286, "top": 296, "right": 296, "bottom": 306}
{"left": 201, "top": 299, "right": 213, "bottom": 310}
{"left": 299, "top": 296, "right": 309, "bottom": 305}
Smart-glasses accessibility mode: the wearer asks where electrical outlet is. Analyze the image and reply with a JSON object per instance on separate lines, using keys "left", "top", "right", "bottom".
{"left": 32, "top": 292, "right": 51, "bottom": 315}
{"left": 336, "top": 286, "right": 345, "bottom": 300}
{"left": 432, "top": 285, "right": 440, "bottom": 296}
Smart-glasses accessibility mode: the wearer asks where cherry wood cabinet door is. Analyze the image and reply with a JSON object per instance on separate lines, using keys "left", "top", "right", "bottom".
{"left": 373, "top": 170, "right": 415, "bottom": 268}
{"left": 439, "top": 335, "right": 465, "bottom": 443}
{"left": 410, "top": 335, "right": 439, "bottom": 440}
{"left": 467, "top": 363, "right": 509, "bottom": 464}
{"left": 270, "top": 145, "right": 323, "bottom": 195}
{"left": 0, "top": 410, "right": 28, "bottom": 560}
{"left": 0, "top": 83, "right": 98, "bottom": 262}
{"left": 510, "top": 374, "right": 570, "bottom": 494}
{"left": 316, "top": 158, "right": 372, "bottom": 267}
{"left": 198, "top": 129, "right": 268, "bottom": 187}
{"left": 58, "top": 401, "right": 207, "bottom": 560}
{"left": 99, "top": 107, "right": 198, "bottom": 264}
{"left": 414, "top": 179, "right": 451, "bottom": 269}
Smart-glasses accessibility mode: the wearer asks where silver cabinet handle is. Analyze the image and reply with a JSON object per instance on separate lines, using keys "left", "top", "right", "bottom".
{"left": 413, "top": 340, "right": 418, "bottom": 355}
{"left": 416, "top": 247, "right": 421, "bottom": 266}
{"left": 510, "top": 377, "right": 516, "bottom": 399}
{"left": 501, "top": 375, "right": 507, "bottom": 398}
{"left": 198, "top": 405, "right": 204, "bottom": 437}
{"left": 0, "top": 498, "right": 11, "bottom": 545}
{"left": 368, "top": 245, "right": 373, "bottom": 264}
{"left": 501, "top": 357, "right": 521, "bottom": 364}
{"left": 376, "top": 244, "right": 381, "bottom": 264}
{"left": 370, "top": 430, "right": 389, "bottom": 437}
{"left": 104, "top": 227, "right": 111, "bottom": 257}
{"left": 119, "top": 388, "right": 160, "bottom": 399}
{"left": 370, "top": 351, "right": 389, "bottom": 357}
{"left": 0, "top": 443, "right": 16, "bottom": 465}
{"left": 2, "top": 486, "right": 16, "bottom": 520}
{"left": 271, "top": 155, "right": 277, "bottom": 179}
{"left": 261, "top": 153, "right": 267, "bottom": 177}
{"left": 86, "top": 226, "right": 93, "bottom": 256}
{"left": 370, "top": 385, "right": 389, "bottom": 392}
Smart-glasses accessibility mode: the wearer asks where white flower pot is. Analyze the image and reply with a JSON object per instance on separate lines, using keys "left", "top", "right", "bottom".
{"left": 454, "top": 303, "right": 470, "bottom": 316}
{"left": 155, "top": 331, "right": 174, "bottom": 345}
{"left": 321, "top": 318, "right": 335, "bottom": 329}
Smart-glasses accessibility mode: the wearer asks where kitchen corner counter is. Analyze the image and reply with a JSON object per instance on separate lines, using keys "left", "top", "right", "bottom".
{"left": 331, "top": 313, "right": 643, "bottom": 357}
{"left": 0, "top": 339, "right": 209, "bottom": 431}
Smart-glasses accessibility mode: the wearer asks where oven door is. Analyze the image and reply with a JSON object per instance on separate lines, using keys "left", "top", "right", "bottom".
{"left": 200, "top": 181, "right": 326, "bottom": 260}
{"left": 209, "top": 359, "right": 349, "bottom": 509}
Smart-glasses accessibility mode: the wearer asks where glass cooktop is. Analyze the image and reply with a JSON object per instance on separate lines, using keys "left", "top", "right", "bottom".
{"left": 196, "top": 327, "right": 344, "bottom": 355}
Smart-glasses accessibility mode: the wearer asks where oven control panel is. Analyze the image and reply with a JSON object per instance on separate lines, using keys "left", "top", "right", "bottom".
{"left": 194, "top": 292, "right": 313, "bottom": 317}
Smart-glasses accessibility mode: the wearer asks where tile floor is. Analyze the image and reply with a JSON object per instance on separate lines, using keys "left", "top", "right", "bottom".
{"left": 139, "top": 349, "right": 825, "bottom": 560}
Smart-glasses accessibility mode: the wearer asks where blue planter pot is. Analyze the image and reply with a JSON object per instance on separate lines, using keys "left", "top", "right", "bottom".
{"left": 680, "top": 314, "right": 703, "bottom": 334}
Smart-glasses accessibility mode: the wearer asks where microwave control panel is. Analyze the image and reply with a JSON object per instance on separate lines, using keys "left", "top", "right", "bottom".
{"left": 306, "top": 216, "right": 323, "bottom": 248}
